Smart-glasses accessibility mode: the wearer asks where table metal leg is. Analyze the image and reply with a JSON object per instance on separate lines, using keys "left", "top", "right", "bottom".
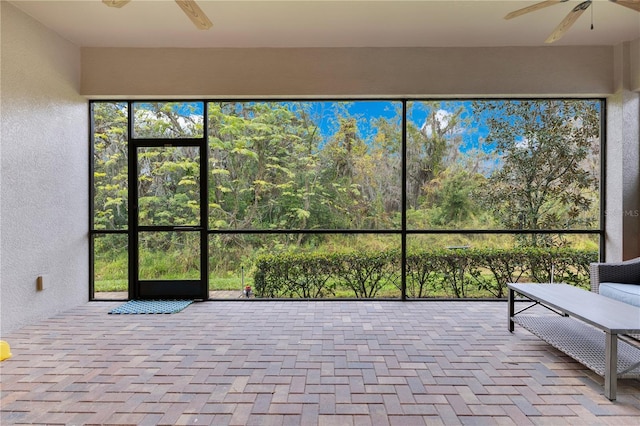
{"left": 508, "top": 287, "right": 515, "bottom": 332}
{"left": 604, "top": 332, "right": 618, "bottom": 400}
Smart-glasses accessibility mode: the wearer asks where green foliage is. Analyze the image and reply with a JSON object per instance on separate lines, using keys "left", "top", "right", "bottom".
{"left": 92, "top": 102, "right": 129, "bottom": 230}
{"left": 93, "top": 233, "right": 128, "bottom": 293}
{"left": 137, "top": 146, "right": 200, "bottom": 226}
{"left": 94, "top": 100, "right": 600, "bottom": 238}
{"left": 422, "top": 169, "right": 484, "bottom": 227}
{"left": 467, "top": 248, "right": 529, "bottom": 298}
{"left": 473, "top": 100, "right": 600, "bottom": 246}
{"left": 406, "top": 101, "right": 460, "bottom": 210}
{"left": 207, "top": 102, "right": 402, "bottom": 233}
{"left": 133, "top": 102, "right": 204, "bottom": 138}
{"left": 339, "top": 250, "right": 401, "bottom": 298}
{"left": 254, "top": 247, "right": 597, "bottom": 299}
{"left": 254, "top": 249, "right": 401, "bottom": 299}
{"left": 254, "top": 252, "right": 341, "bottom": 298}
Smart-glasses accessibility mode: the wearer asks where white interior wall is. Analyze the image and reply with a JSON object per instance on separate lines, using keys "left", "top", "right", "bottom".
{"left": 1, "top": 1, "right": 88, "bottom": 335}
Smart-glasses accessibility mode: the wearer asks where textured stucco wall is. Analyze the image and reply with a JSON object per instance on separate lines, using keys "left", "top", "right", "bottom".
{"left": 605, "top": 41, "right": 640, "bottom": 262}
{"left": 606, "top": 90, "right": 640, "bottom": 261}
{"left": 1, "top": 2, "right": 88, "bottom": 335}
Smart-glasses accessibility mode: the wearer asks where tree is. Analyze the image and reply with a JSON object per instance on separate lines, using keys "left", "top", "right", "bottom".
{"left": 208, "top": 102, "right": 329, "bottom": 233}
{"left": 424, "top": 169, "right": 483, "bottom": 226}
{"left": 133, "top": 103, "right": 203, "bottom": 226}
{"left": 362, "top": 113, "right": 402, "bottom": 227}
{"left": 92, "top": 102, "right": 129, "bottom": 230}
{"left": 406, "top": 101, "right": 465, "bottom": 209}
{"left": 319, "top": 108, "right": 402, "bottom": 230}
{"left": 474, "top": 100, "right": 600, "bottom": 246}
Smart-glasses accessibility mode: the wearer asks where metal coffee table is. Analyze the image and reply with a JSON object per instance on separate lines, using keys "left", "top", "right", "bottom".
{"left": 508, "top": 283, "right": 640, "bottom": 400}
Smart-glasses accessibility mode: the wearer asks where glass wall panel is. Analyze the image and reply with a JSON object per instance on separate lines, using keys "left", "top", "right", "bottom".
{"left": 92, "top": 102, "right": 128, "bottom": 230}
{"left": 137, "top": 146, "right": 200, "bottom": 226}
{"left": 208, "top": 101, "right": 402, "bottom": 230}
{"left": 406, "top": 100, "right": 601, "bottom": 231}
{"left": 209, "top": 233, "right": 401, "bottom": 299}
{"left": 90, "top": 98, "right": 603, "bottom": 300}
{"left": 138, "top": 232, "right": 201, "bottom": 280}
{"left": 93, "top": 233, "right": 128, "bottom": 299}
{"left": 133, "top": 102, "right": 204, "bottom": 139}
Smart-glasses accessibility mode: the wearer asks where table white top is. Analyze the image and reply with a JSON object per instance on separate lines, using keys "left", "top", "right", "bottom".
{"left": 508, "top": 283, "right": 640, "bottom": 334}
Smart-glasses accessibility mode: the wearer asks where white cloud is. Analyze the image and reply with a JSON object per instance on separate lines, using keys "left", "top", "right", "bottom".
{"left": 421, "top": 109, "right": 454, "bottom": 137}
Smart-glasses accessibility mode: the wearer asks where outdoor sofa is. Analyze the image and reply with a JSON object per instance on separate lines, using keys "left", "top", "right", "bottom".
{"left": 590, "top": 256, "right": 640, "bottom": 307}
{"left": 591, "top": 256, "right": 640, "bottom": 342}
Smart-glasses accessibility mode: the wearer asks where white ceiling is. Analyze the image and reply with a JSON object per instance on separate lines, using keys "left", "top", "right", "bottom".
{"left": 8, "top": 0, "right": 640, "bottom": 48}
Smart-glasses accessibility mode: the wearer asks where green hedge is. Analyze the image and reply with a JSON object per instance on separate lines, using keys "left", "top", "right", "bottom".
{"left": 254, "top": 248, "right": 598, "bottom": 299}
{"left": 406, "top": 248, "right": 597, "bottom": 298}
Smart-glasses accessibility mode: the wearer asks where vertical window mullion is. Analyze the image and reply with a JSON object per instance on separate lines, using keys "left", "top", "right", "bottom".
{"left": 127, "top": 100, "right": 137, "bottom": 300}
{"left": 401, "top": 100, "right": 407, "bottom": 300}
{"left": 201, "top": 101, "right": 209, "bottom": 299}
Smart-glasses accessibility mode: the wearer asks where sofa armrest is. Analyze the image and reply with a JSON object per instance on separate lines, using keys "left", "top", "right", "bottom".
{"left": 590, "top": 257, "right": 640, "bottom": 293}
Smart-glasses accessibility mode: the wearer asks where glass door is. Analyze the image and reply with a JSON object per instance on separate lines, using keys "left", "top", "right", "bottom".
{"left": 132, "top": 142, "right": 208, "bottom": 299}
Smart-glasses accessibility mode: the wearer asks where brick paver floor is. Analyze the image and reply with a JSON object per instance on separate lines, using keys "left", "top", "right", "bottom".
{"left": 1, "top": 301, "right": 639, "bottom": 425}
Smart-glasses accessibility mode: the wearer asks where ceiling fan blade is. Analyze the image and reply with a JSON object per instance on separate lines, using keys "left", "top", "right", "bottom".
{"left": 504, "top": 0, "right": 568, "bottom": 20}
{"left": 545, "top": 0, "right": 592, "bottom": 43}
{"left": 102, "top": 0, "right": 131, "bottom": 8}
{"left": 175, "top": 0, "right": 213, "bottom": 30}
{"left": 609, "top": 0, "right": 640, "bottom": 12}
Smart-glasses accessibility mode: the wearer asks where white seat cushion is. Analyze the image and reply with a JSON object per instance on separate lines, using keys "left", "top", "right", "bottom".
{"left": 599, "top": 282, "right": 640, "bottom": 307}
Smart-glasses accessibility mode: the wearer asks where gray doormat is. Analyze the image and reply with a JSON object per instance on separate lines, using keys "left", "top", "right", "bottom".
{"left": 108, "top": 300, "right": 193, "bottom": 314}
